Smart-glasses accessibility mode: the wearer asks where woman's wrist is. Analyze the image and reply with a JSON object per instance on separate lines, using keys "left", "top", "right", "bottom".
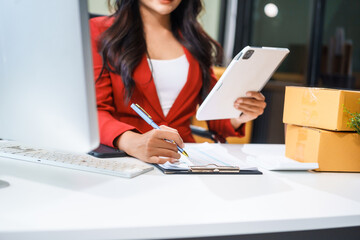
{"left": 115, "top": 131, "right": 140, "bottom": 155}
{"left": 230, "top": 118, "right": 244, "bottom": 130}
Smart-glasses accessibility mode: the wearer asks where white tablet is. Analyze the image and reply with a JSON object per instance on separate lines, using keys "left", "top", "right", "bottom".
{"left": 196, "top": 46, "right": 289, "bottom": 120}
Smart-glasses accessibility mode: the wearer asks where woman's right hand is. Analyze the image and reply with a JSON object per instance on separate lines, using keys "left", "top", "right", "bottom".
{"left": 116, "top": 125, "right": 184, "bottom": 164}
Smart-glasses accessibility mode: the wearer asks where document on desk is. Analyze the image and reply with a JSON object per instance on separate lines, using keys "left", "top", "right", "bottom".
{"left": 243, "top": 145, "right": 318, "bottom": 171}
{"left": 158, "top": 143, "right": 261, "bottom": 174}
{"left": 247, "top": 155, "right": 319, "bottom": 170}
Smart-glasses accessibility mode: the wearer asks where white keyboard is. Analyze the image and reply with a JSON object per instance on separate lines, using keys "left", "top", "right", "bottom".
{"left": 0, "top": 140, "right": 153, "bottom": 178}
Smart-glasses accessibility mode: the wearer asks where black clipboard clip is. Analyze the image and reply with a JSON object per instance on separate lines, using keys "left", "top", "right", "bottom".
{"left": 190, "top": 164, "right": 240, "bottom": 173}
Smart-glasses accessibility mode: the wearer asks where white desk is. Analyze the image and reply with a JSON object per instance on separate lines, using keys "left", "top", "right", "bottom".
{"left": 0, "top": 144, "right": 359, "bottom": 240}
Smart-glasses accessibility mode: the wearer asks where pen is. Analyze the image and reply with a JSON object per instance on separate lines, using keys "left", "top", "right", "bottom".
{"left": 130, "top": 103, "right": 189, "bottom": 158}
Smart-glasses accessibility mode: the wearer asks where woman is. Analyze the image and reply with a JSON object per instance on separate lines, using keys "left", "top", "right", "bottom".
{"left": 90, "top": 0, "right": 266, "bottom": 164}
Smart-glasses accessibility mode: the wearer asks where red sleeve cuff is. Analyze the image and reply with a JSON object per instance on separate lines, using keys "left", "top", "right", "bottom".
{"left": 207, "top": 119, "right": 246, "bottom": 141}
{"left": 98, "top": 111, "right": 141, "bottom": 148}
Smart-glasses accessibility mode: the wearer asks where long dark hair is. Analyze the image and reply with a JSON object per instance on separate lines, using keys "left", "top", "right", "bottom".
{"left": 97, "top": 0, "right": 223, "bottom": 101}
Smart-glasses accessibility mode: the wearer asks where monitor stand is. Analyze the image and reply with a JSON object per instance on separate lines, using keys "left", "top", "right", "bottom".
{"left": 0, "top": 180, "right": 10, "bottom": 189}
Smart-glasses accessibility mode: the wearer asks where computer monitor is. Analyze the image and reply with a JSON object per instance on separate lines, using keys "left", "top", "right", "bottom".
{"left": 0, "top": 0, "right": 99, "bottom": 153}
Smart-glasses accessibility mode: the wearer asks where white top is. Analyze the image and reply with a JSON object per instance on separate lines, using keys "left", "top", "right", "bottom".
{"left": 1, "top": 144, "right": 360, "bottom": 240}
{"left": 148, "top": 55, "right": 189, "bottom": 116}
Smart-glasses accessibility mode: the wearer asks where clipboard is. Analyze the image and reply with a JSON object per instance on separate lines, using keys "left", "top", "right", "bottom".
{"left": 154, "top": 163, "right": 262, "bottom": 175}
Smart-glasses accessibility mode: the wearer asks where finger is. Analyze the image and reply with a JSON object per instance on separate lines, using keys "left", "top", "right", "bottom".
{"left": 235, "top": 98, "right": 267, "bottom": 108}
{"left": 169, "top": 158, "right": 180, "bottom": 164}
{"left": 236, "top": 102, "right": 264, "bottom": 112}
{"left": 234, "top": 97, "right": 265, "bottom": 105}
{"left": 148, "top": 148, "right": 181, "bottom": 162}
{"left": 148, "top": 156, "right": 176, "bottom": 164}
{"left": 147, "top": 136, "right": 179, "bottom": 152}
{"left": 235, "top": 103, "right": 264, "bottom": 115}
{"left": 234, "top": 98, "right": 266, "bottom": 109}
{"left": 154, "top": 128, "right": 185, "bottom": 148}
{"left": 154, "top": 148, "right": 181, "bottom": 160}
{"left": 245, "top": 91, "right": 265, "bottom": 101}
{"left": 159, "top": 125, "right": 179, "bottom": 133}
{"left": 236, "top": 107, "right": 259, "bottom": 121}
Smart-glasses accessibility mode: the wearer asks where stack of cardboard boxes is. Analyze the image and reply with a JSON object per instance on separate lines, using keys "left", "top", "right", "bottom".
{"left": 283, "top": 86, "right": 360, "bottom": 172}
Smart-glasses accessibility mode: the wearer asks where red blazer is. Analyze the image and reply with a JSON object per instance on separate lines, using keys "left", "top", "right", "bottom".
{"left": 89, "top": 17, "right": 245, "bottom": 147}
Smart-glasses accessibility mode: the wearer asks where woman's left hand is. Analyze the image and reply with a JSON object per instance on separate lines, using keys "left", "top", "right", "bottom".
{"left": 230, "top": 91, "right": 267, "bottom": 129}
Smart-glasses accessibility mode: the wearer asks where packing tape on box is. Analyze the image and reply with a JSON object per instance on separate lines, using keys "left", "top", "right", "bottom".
{"left": 301, "top": 89, "right": 320, "bottom": 125}
{"left": 302, "top": 88, "right": 319, "bottom": 106}
{"left": 295, "top": 126, "right": 309, "bottom": 162}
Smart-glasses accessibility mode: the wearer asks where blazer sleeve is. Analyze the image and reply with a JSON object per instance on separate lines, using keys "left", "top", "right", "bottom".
{"left": 89, "top": 18, "right": 138, "bottom": 147}
{"left": 205, "top": 68, "right": 246, "bottom": 141}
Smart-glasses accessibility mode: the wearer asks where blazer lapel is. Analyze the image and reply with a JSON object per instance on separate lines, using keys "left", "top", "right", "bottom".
{"left": 165, "top": 46, "right": 202, "bottom": 120}
{"left": 133, "top": 54, "right": 165, "bottom": 120}
{"left": 132, "top": 47, "right": 202, "bottom": 122}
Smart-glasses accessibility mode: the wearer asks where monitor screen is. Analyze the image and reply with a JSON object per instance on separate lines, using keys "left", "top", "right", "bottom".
{"left": 0, "top": 0, "right": 99, "bottom": 152}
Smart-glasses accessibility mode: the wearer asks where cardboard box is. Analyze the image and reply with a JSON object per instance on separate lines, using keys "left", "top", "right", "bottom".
{"left": 283, "top": 86, "right": 360, "bottom": 131}
{"left": 285, "top": 124, "right": 360, "bottom": 172}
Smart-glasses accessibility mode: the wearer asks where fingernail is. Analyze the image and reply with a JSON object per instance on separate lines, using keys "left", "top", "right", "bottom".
{"left": 246, "top": 92, "right": 251, "bottom": 97}
{"left": 171, "top": 159, "right": 179, "bottom": 164}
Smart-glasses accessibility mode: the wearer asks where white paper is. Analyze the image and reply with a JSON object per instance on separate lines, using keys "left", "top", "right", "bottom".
{"left": 160, "top": 143, "right": 258, "bottom": 171}
{"left": 247, "top": 155, "right": 318, "bottom": 171}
